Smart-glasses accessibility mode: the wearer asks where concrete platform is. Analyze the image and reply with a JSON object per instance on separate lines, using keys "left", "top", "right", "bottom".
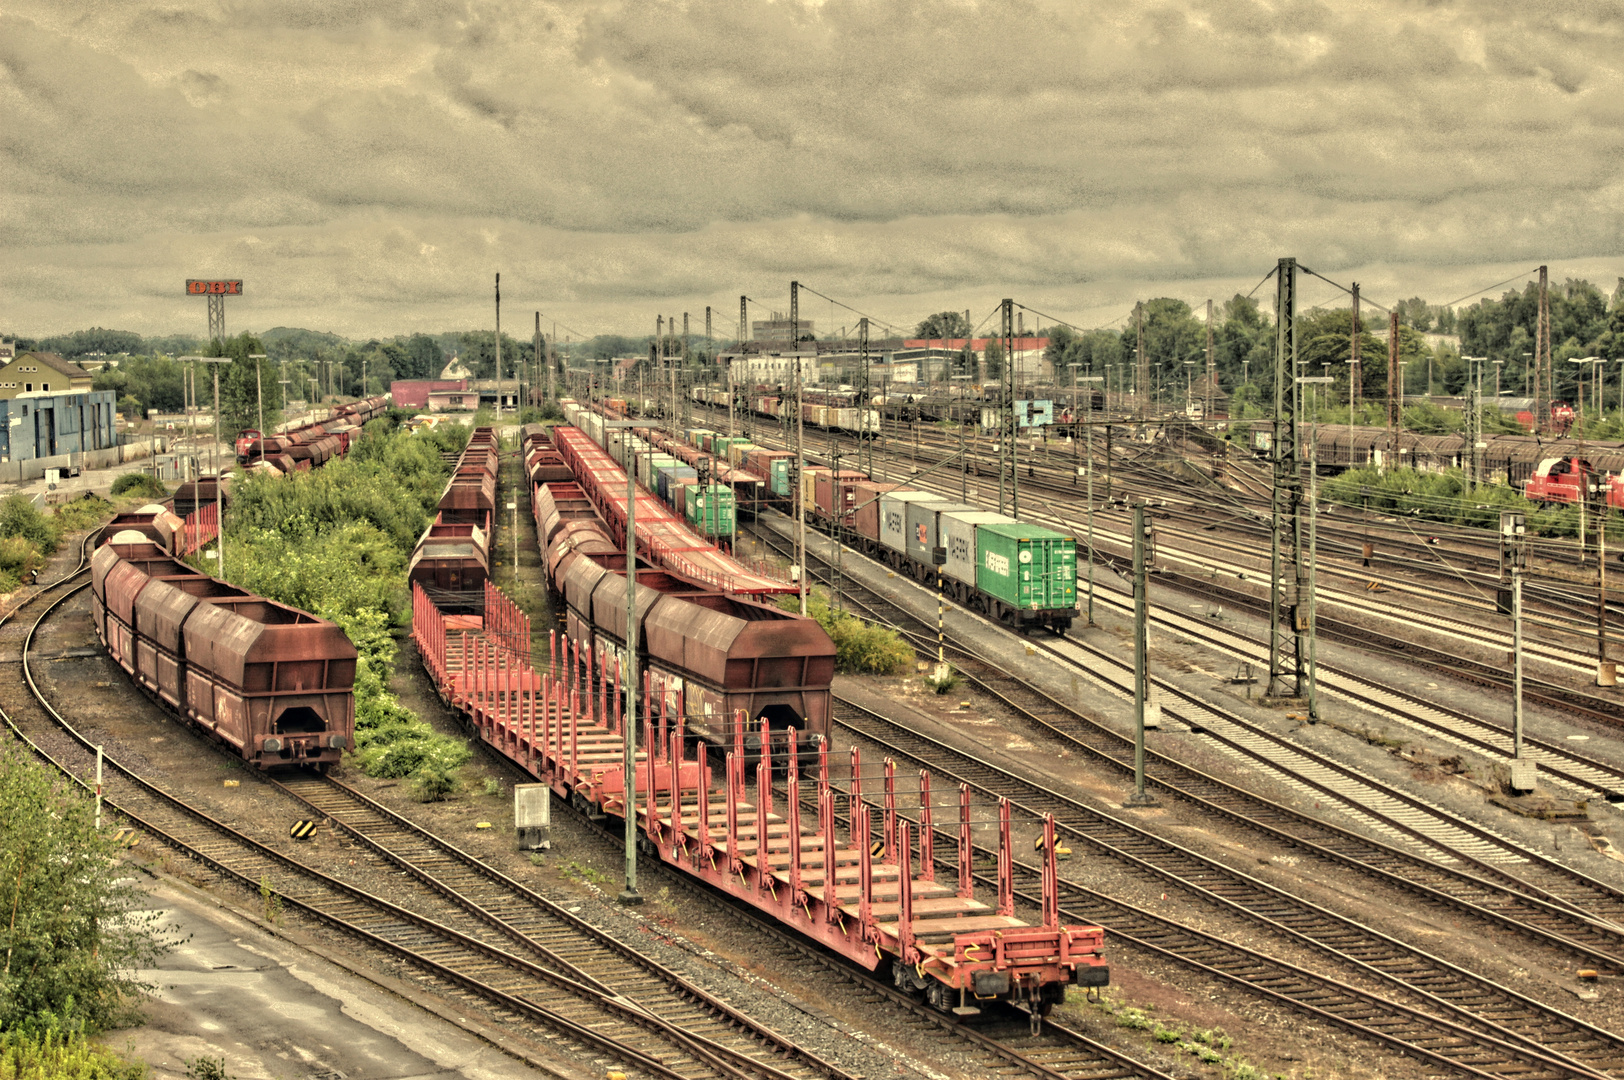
{"left": 109, "top": 869, "right": 595, "bottom": 1080}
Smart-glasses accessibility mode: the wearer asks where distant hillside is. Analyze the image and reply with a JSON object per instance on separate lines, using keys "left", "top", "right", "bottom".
{"left": 260, "top": 327, "right": 350, "bottom": 349}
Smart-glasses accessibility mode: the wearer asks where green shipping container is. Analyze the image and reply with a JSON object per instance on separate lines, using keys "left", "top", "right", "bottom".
{"left": 712, "top": 437, "right": 741, "bottom": 460}
{"left": 974, "top": 522, "right": 1077, "bottom": 612}
{"left": 768, "top": 458, "right": 792, "bottom": 498}
{"left": 684, "top": 483, "right": 736, "bottom": 537}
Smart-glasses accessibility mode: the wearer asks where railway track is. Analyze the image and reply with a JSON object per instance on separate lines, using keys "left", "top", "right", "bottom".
{"left": 272, "top": 771, "right": 855, "bottom": 1080}
{"left": 752, "top": 515, "right": 1624, "bottom": 936}
{"left": 1132, "top": 561, "right": 1624, "bottom": 732}
{"left": 702, "top": 401, "right": 1621, "bottom": 664}
{"left": 5, "top": 553, "right": 851, "bottom": 1080}
{"left": 744, "top": 518, "right": 1624, "bottom": 1076}
{"left": 1084, "top": 580, "right": 1624, "bottom": 799}
{"left": 832, "top": 697, "right": 1624, "bottom": 1080}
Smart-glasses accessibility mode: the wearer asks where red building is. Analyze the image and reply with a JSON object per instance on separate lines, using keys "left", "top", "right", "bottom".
{"left": 391, "top": 379, "right": 468, "bottom": 409}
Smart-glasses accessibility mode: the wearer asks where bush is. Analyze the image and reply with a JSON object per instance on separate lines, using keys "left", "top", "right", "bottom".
{"left": 1321, "top": 465, "right": 1597, "bottom": 539}
{"left": 0, "top": 1023, "right": 147, "bottom": 1079}
{"left": 781, "top": 589, "right": 914, "bottom": 675}
{"left": 110, "top": 473, "right": 166, "bottom": 500}
{"left": 0, "top": 537, "right": 43, "bottom": 593}
{"left": 220, "top": 425, "right": 472, "bottom": 791}
{"left": 51, "top": 494, "right": 115, "bottom": 536}
{"left": 0, "top": 495, "right": 56, "bottom": 555}
{"left": 0, "top": 744, "right": 171, "bottom": 1031}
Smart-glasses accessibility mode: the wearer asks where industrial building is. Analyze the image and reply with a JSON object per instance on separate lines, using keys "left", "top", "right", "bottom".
{"left": 0, "top": 389, "right": 119, "bottom": 464}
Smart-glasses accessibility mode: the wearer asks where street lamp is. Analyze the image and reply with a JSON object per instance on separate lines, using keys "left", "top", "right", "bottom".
{"left": 179, "top": 356, "right": 232, "bottom": 579}
{"left": 249, "top": 353, "right": 267, "bottom": 469}
{"left": 1570, "top": 356, "right": 1603, "bottom": 423}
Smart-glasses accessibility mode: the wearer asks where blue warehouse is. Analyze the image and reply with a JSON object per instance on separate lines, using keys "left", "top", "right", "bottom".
{"left": 0, "top": 390, "right": 120, "bottom": 464}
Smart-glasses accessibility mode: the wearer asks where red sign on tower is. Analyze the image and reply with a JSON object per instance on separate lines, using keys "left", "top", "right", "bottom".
{"left": 185, "top": 280, "right": 243, "bottom": 295}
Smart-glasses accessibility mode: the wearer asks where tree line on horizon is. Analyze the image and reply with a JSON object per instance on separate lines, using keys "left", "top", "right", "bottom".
{"left": 6, "top": 275, "right": 1623, "bottom": 418}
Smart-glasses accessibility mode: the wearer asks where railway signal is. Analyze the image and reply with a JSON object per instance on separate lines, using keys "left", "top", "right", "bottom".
{"left": 1501, "top": 511, "right": 1536, "bottom": 793}
{"left": 1126, "top": 503, "right": 1157, "bottom": 807}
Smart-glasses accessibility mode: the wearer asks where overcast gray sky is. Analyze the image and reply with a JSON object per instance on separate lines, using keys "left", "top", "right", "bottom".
{"left": 3, "top": 0, "right": 1622, "bottom": 341}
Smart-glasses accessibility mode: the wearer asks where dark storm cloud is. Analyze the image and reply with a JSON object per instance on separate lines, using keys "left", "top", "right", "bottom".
{"left": 1, "top": 0, "right": 1621, "bottom": 336}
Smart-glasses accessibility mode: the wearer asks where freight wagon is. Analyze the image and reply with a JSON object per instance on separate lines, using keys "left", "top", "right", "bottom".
{"left": 90, "top": 515, "right": 356, "bottom": 770}
{"left": 650, "top": 418, "right": 1081, "bottom": 633}
{"left": 416, "top": 532, "right": 1105, "bottom": 1027}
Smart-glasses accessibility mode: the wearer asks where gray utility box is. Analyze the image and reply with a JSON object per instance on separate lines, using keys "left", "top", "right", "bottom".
{"left": 515, "top": 783, "right": 552, "bottom": 850}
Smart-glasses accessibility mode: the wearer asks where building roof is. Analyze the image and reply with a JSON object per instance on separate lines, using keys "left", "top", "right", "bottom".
{"left": 901, "top": 337, "right": 1049, "bottom": 352}
{"left": 13, "top": 352, "right": 92, "bottom": 380}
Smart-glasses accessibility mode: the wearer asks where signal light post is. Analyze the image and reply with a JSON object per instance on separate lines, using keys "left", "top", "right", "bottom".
{"left": 1502, "top": 512, "right": 1536, "bottom": 793}
{"left": 604, "top": 418, "right": 644, "bottom": 906}
{"left": 1072, "top": 370, "right": 1105, "bottom": 626}
{"left": 1126, "top": 503, "right": 1157, "bottom": 807}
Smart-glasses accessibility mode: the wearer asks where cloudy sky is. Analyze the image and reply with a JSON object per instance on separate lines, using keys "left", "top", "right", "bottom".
{"left": 3, "top": 0, "right": 1622, "bottom": 341}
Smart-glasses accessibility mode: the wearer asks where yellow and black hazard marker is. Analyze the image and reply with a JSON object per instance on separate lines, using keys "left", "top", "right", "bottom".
{"left": 870, "top": 839, "right": 886, "bottom": 859}
{"left": 112, "top": 827, "right": 139, "bottom": 849}
{"left": 1033, "top": 834, "right": 1073, "bottom": 860}
{"left": 290, "top": 820, "right": 319, "bottom": 841}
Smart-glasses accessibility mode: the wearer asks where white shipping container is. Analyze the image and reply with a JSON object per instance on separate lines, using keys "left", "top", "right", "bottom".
{"left": 940, "top": 511, "right": 1016, "bottom": 587}
{"left": 832, "top": 407, "right": 858, "bottom": 431}
{"left": 879, "top": 490, "right": 944, "bottom": 555}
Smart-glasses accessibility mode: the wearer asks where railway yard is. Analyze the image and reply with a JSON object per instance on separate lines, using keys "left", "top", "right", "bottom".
{"left": 16, "top": 395, "right": 1624, "bottom": 1080}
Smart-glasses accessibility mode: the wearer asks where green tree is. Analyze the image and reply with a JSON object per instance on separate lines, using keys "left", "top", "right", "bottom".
{"left": 92, "top": 355, "right": 186, "bottom": 418}
{"left": 983, "top": 338, "right": 1005, "bottom": 381}
{"left": 0, "top": 744, "right": 170, "bottom": 1030}
{"left": 914, "top": 312, "right": 970, "bottom": 340}
{"left": 207, "top": 332, "right": 282, "bottom": 437}
{"left": 35, "top": 328, "right": 144, "bottom": 358}
{"left": 1296, "top": 309, "right": 1391, "bottom": 401}
{"left": 1458, "top": 278, "right": 1618, "bottom": 403}
{"left": 401, "top": 334, "right": 443, "bottom": 379}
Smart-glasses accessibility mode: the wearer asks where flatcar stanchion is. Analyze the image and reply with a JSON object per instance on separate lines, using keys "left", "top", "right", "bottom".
{"left": 1126, "top": 504, "right": 1157, "bottom": 807}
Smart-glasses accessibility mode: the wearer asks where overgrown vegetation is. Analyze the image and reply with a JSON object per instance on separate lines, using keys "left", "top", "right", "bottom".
{"left": 1084, "top": 991, "right": 1256, "bottom": 1077}
{"left": 1321, "top": 465, "right": 1603, "bottom": 539}
{"left": 0, "top": 1023, "right": 149, "bottom": 1079}
{"left": 110, "top": 473, "right": 167, "bottom": 500}
{"left": 0, "top": 492, "right": 117, "bottom": 592}
{"left": 0, "top": 744, "right": 170, "bottom": 1033}
{"left": 780, "top": 587, "right": 914, "bottom": 675}
{"left": 222, "top": 420, "right": 474, "bottom": 797}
